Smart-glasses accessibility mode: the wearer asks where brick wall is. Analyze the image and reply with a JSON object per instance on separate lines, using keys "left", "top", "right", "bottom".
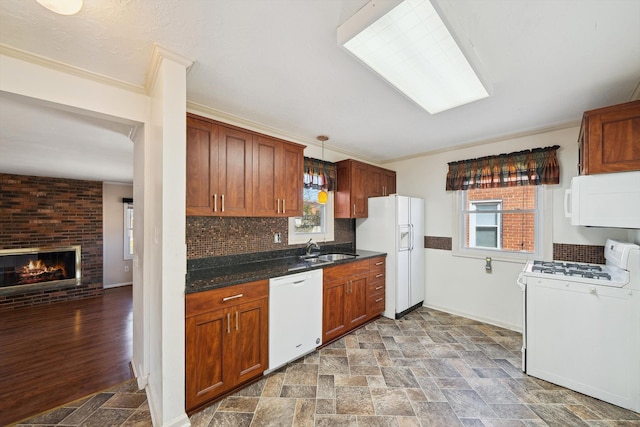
{"left": 466, "top": 186, "right": 536, "bottom": 252}
{"left": 0, "top": 174, "right": 103, "bottom": 309}
{"left": 186, "top": 216, "right": 354, "bottom": 259}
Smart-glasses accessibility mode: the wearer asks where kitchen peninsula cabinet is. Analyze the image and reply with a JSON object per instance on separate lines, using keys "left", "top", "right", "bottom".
{"left": 336, "top": 159, "right": 397, "bottom": 218}
{"left": 186, "top": 115, "right": 253, "bottom": 216}
{"left": 252, "top": 134, "right": 304, "bottom": 217}
{"left": 185, "top": 280, "right": 268, "bottom": 412}
{"left": 578, "top": 100, "right": 640, "bottom": 175}
{"left": 322, "top": 256, "right": 386, "bottom": 343}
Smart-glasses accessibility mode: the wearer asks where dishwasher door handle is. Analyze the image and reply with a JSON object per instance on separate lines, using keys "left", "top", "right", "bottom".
{"left": 292, "top": 280, "right": 306, "bottom": 286}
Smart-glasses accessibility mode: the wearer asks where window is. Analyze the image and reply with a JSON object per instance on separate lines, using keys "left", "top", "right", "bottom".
{"left": 288, "top": 188, "right": 334, "bottom": 244}
{"left": 469, "top": 200, "right": 502, "bottom": 249}
{"left": 124, "top": 202, "right": 134, "bottom": 260}
{"left": 454, "top": 186, "right": 551, "bottom": 261}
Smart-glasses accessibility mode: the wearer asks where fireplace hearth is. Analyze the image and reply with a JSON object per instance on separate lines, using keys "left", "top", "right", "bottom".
{"left": 0, "top": 246, "right": 81, "bottom": 292}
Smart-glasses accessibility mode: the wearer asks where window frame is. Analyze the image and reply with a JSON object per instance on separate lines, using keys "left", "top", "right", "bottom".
{"left": 288, "top": 191, "right": 335, "bottom": 245}
{"left": 452, "top": 186, "right": 552, "bottom": 263}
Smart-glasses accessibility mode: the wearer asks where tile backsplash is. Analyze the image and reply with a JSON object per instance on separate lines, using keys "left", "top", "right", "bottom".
{"left": 186, "top": 216, "right": 354, "bottom": 259}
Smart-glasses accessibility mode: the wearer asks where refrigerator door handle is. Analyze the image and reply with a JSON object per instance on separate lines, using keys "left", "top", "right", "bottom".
{"left": 409, "top": 224, "right": 414, "bottom": 251}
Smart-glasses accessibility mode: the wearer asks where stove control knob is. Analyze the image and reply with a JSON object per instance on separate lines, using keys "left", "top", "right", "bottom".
{"left": 589, "top": 287, "right": 597, "bottom": 295}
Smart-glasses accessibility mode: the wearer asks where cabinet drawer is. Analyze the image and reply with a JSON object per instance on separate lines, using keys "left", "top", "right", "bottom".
{"left": 186, "top": 280, "right": 269, "bottom": 317}
{"left": 368, "top": 281, "right": 385, "bottom": 295}
{"left": 368, "top": 292, "right": 385, "bottom": 314}
{"left": 369, "top": 257, "right": 386, "bottom": 274}
{"left": 323, "top": 259, "right": 369, "bottom": 282}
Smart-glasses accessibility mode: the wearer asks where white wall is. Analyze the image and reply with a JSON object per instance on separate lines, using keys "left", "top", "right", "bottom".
{"left": 386, "top": 126, "right": 628, "bottom": 331}
{"left": 103, "top": 183, "right": 134, "bottom": 288}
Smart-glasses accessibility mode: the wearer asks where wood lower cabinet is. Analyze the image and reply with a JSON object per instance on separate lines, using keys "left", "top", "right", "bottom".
{"left": 579, "top": 100, "right": 640, "bottom": 175}
{"left": 322, "top": 257, "right": 385, "bottom": 343}
{"left": 367, "top": 256, "right": 386, "bottom": 319}
{"left": 185, "top": 280, "right": 268, "bottom": 412}
{"left": 252, "top": 134, "right": 304, "bottom": 217}
{"left": 186, "top": 115, "right": 253, "bottom": 216}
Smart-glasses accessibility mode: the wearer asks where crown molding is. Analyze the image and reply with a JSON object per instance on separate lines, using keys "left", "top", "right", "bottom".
{"left": 144, "top": 44, "right": 194, "bottom": 94}
{"left": 381, "top": 121, "right": 581, "bottom": 164}
{"left": 0, "top": 43, "right": 146, "bottom": 94}
{"left": 186, "top": 100, "right": 380, "bottom": 164}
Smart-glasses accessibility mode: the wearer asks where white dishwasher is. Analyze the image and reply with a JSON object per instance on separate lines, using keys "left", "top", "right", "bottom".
{"left": 268, "top": 269, "right": 322, "bottom": 373}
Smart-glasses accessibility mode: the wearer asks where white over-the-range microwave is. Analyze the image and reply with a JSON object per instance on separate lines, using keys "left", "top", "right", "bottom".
{"left": 564, "top": 170, "right": 640, "bottom": 229}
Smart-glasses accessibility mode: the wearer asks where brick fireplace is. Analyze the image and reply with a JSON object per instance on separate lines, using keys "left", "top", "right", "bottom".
{"left": 0, "top": 174, "right": 103, "bottom": 310}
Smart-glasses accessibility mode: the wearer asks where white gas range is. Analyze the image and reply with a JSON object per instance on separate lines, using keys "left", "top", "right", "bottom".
{"left": 517, "top": 239, "right": 640, "bottom": 413}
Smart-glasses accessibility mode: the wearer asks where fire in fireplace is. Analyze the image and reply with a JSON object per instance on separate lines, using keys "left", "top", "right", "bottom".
{"left": 0, "top": 246, "right": 81, "bottom": 291}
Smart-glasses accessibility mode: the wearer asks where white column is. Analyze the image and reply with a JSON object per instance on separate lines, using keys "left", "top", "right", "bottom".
{"left": 144, "top": 45, "right": 193, "bottom": 427}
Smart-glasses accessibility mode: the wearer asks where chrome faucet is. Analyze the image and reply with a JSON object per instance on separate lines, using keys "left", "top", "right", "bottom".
{"left": 305, "top": 239, "right": 320, "bottom": 256}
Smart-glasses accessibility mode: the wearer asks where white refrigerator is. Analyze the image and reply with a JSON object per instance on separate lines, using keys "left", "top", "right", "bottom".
{"left": 356, "top": 195, "right": 425, "bottom": 319}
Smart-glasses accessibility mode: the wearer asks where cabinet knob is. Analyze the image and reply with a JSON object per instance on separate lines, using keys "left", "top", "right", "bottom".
{"left": 213, "top": 194, "right": 218, "bottom": 212}
{"left": 283, "top": 199, "right": 286, "bottom": 214}
{"left": 376, "top": 273, "right": 383, "bottom": 278}
{"left": 221, "top": 194, "right": 225, "bottom": 212}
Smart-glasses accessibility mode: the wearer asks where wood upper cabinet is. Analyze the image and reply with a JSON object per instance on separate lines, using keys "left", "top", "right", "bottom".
{"left": 579, "top": 100, "right": 640, "bottom": 175}
{"left": 367, "top": 166, "right": 383, "bottom": 198}
{"left": 336, "top": 159, "right": 397, "bottom": 218}
{"left": 186, "top": 115, "right": 253, "bottom": 216}
{"left": 253, "top": 135, "right": 304, "bottom": 217}
{"left": 335, "top": 159, "right": 369, "bottom": 218}
{"left": 382, "top": 169, "right": 396, "bottom": 196}
{"left": 322, "top": 259, "right": 371, "bottom": 343}
{"left": 185, "top": 280, "right": 268, "bottom": 412}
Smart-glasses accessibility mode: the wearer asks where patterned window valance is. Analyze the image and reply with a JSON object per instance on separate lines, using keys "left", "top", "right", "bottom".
{"left": 304, "top": 157, "right": 336, "bottom": 192}
{"left": 446, "top": 145, "right": 560, "bottom": 191}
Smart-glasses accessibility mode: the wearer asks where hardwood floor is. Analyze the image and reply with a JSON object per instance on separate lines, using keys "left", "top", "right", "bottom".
{"left": 0, "top": 286, "right": 133, "bottom": 426}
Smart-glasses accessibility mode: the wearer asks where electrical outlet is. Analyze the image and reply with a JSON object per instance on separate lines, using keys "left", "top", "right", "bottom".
{"left": 274, "top": 232, "right": 281, "bottom": 243}
{"left": 124, "top": 265, "right": 129, "bottom": 272}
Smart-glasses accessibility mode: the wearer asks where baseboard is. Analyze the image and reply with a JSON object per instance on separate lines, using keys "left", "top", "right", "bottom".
{"left": 422, "top": 302, "right": 522, "bottom": 333}
{"left": 103, "top": 282, "right": 133, "bottom": 289}
{"left": 146, "top": 383, "right": 190, "bottom": 427}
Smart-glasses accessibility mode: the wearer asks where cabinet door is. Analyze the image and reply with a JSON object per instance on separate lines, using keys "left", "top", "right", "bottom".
{"left": 186, "top": 118, "right": 219, "bottom": 216}
{"left": 345, "top": 274, "right": 368, "bottom": 328}
{"left": 323, "top": 279, "right": 347, "bottom": 343}
{"left": 232, "top": 298, "right": 269, "bottom": 384}
{"left": 218, "top": 126, "right": 253, "bottom": 216}
{"left": 252, "top": 136, "right": 279, "bottom": 216}
{"left": 591, "top": 109, "right": 640, "bottom": 173}
{"left": 352, "top": 162, "right": 369, "bottom": 218}
{"left": 281, "top": 143, "right": 304, "bottom": 217}
{"left": 185, "top": 309, "right": 228, "bottom": 410}
{"left": 383, "top": 170, "right": 396, "bottom": 196}
{"left": 367, "top": 166, "right": 383, "bottom": 198}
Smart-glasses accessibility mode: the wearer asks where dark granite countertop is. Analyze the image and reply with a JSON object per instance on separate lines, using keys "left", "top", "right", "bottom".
{"left": 186, "top": 248, "right": 386, "bottom": 294}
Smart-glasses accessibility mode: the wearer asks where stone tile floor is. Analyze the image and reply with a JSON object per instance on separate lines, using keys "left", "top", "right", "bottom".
{"left": 13, "top": 307, "right": 640, "bottom": 426}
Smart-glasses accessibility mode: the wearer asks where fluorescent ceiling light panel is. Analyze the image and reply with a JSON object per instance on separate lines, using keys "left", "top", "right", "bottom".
{"left": 338, "top": 0, "right": 489, "bottom": 114}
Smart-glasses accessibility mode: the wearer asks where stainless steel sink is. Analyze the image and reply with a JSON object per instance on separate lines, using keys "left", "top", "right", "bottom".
{"left": 317, "top": 253, "right": 357, "bottom": 261}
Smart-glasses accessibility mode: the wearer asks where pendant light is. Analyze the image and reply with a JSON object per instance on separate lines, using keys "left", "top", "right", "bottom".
{"left": 316, "top": 135, "right": 329, "bottom": 205}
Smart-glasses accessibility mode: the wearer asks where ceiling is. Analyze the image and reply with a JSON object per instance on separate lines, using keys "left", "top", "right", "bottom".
{"left": 1, "top": 0, "right": 639, "bottom": 183}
